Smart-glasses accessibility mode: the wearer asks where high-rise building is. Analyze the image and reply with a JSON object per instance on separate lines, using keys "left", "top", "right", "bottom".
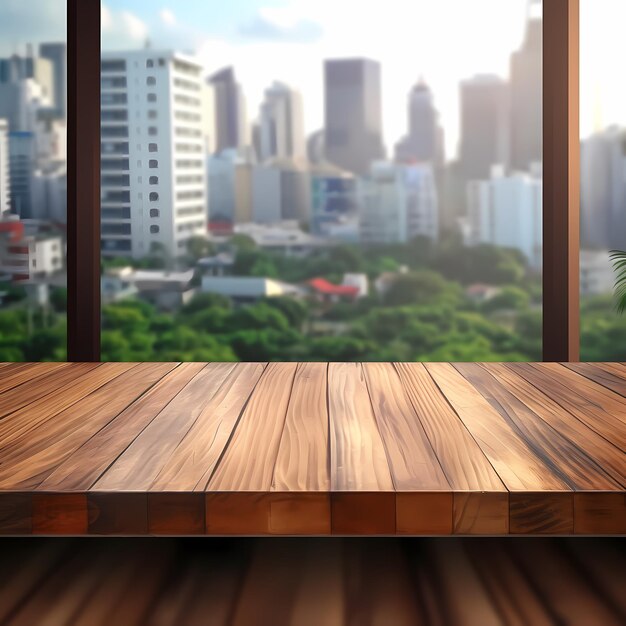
{"left": 100, "top": 50, "right": 207, "bottom": 260}
{"left": 324, "top": 59, "right": 384, "bottom": 176}
{"left": 39, "top": 43, "right": 67, "bottom": 119}
{"left": 208, "top": 148, "right": 254, "bottom": 226}
{"left": 394, "top": 80, "right": 444, "bottom": 166}
{"left": 359, "top": 161, "right": 439, "bottom": 244}
{"left": 257, "top": 82, "right": 305, "bottom": 163}
{"left": 209, "top": 67, "right": 247, "bottom": 153}
{"left": 510, "top": 4, "right": 542, "bottom": 172}
{"left": 464, "top": 165, "right": 542, "bottom": 269}
{"left": 8, "top": 131, "right": 35, "bottom": 218}
{"left": 459, "top": 75, "right": 509, "bottom": 180}
{"left": 0, "top": 50, "right": 54, "bottom": 107}
{"left": 580, "top": 127, "right": 626, "bottom": 251}
{"left": 0, "top": 119, "right": 10, "bottom": 214}
{"left": 252, "top": 158, "right": 310, "bottom": 224}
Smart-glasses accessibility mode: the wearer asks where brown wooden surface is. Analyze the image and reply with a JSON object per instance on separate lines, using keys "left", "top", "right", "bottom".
{"left": 0, "top": 538, "right": 624, "bottom": 625}
{"left": 0, "top": 362, "right": 624, "bottom": 536}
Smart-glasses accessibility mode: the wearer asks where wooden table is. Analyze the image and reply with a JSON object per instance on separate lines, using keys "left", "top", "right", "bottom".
{"left": 0, "top": 361, "right": 624, "bottom": 535}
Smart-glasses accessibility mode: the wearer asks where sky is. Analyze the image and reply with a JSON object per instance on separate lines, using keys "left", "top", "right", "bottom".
{"left": 0, "top": 0, "right": 623, "bottom": 154}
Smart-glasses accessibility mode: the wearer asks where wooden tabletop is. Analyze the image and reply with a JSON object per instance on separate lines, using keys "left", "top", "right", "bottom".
{"left": 0, "top": 361, "right": 624, "bottom": 536}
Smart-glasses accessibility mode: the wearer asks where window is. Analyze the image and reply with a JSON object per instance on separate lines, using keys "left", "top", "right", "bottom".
{"left": 102, "top": 59, "right": 126, "bottom": 72}
{"left": 146, "top": 59, "right": 154, "bottom": 68}
{"left": 99, "top": 0, "right": 543, "bottom": 364}
{"left": 0, "top": 1, "right": 67, "bottom": 360}
{"left": 580, "top": 0, "right": 626, "bottom": 360}
{"left": 150, "top": 225, "right": 160, "bottom": 234}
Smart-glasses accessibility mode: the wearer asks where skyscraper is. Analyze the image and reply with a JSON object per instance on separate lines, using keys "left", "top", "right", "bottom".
{"left": 39, "top": 43, "right": 67, "bottom": 119}
{"left": 0, "top": 120, "right": 10, "bottom": 214}
{"left": 510, "top": 3, "right": 542, "bottom": 171}
{"left": 580, "top": 127, "right": 626, "bottom": 252}
{"left": 324, "top": 59, "right": 384, "bottom": 176}
{"left": 257, "top": 82, "right": 305, "bottom": 163}
{"left": 209, "top": 67, "right": 247, "bottom": 153}
{"left": 459, "top": 75, "right": 509, "bottom": 180}
{"left": 394, "top": 80, "right": 444, "bottom": 166}
{"left": 100, "top": 50, "right": 207, "bottom": 260}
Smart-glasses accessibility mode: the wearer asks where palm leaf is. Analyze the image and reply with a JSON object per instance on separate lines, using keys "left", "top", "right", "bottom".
{"left": 609, "top": 250, "right": 626, "bottom": 314}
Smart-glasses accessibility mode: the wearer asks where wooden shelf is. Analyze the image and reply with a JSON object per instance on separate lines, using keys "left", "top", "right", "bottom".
{"left": 0, "top": 361, "right": 624, "bottom": 535}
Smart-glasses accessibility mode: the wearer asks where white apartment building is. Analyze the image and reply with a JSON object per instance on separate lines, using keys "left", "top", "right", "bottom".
{"left": 465, "top": 165, "right": 542, "bottom": 270}
{"left": 359, "top": 161, "right": 439, "bottom": 244}
{"left": 100, "top": 50, "right": 207, "bottom": 260}
{"left": 0, "top": 119, "right": 9, "bottom": 213}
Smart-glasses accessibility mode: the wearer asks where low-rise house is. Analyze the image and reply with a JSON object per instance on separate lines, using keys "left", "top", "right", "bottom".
{"left": 201, "top": 275, "right": 305, "bottom": 304}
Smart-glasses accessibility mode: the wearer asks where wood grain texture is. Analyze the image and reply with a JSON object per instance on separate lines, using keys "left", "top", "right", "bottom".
{"left": 564, "top": 362, "right": 626, "bottom": 397}
{"left": 94, "top": 363, "right": 236, "bottom": 491}
{"left": 0, "top": 362, "right": 623, "bottom": 536}
{"left": 395, "top": 362, "right": 508, "bottom": 534}
{"left": 508, "top": 362, "right": 626, "bottom": 451}
{"left": 328, "top": 363, "right": 395, "bottom": 534}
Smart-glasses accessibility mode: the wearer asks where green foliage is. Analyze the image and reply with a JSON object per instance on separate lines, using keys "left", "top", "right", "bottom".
{"left": 610, "top": 250, "right": 626, "bottom": 314}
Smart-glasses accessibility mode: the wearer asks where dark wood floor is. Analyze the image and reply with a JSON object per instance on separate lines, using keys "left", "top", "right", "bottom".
{"left": 0, "top": 362, "right": 624, "bottom": 535}
{"left": 0, "top": 538, "right": 624, "bottom": 625}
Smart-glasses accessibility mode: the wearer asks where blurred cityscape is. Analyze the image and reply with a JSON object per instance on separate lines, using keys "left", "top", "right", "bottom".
{"left": 0, "top": 0, "right": 624, "bottom": 361}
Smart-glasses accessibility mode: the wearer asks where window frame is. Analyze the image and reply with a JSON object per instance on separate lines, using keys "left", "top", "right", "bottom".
{"left": 67, "top": 0, "right": 580, "bottom": 362}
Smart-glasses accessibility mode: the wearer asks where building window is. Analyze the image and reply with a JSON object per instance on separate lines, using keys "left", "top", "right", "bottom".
{"left": 150, "top": 225, "right": 160, "bottom": 234}
{"left": 149, "top": 159, "right": 158, "bottom": 168}
{"left": 149, "top": 192, "right": 159, "bottom": 201}
{"left": 147, "top": 93, "right": 157, "bottom": 103}
{"left": 148, "top": 143, "right": 158, "bottom": 152}
{"left": 148, "top": 110, "right": 157, "bottom": 119}
{"left": 150, "top": 209, "right": 160, "bottom": 218}
{"left": 149, "top": 176, "right": 159, "bottom": 185}
{"left": 146, "top": 59, "right": 154, "bottom": 68}
{"left": 146, "top": 76, "right": 156, "bottom": 86}
{"left": 158, "top": 58, "right": 165, "bottom": 66}
{"left": 148, "top": 126, "right": 157, "bottom": 136}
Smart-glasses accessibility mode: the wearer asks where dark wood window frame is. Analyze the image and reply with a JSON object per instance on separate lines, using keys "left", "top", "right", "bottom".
{"left": 66, "top": 0, "right": 580, "bottom": 362}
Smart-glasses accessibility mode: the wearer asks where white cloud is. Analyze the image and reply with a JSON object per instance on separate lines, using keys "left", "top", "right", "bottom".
{"left": 101, "top": 4, "right": 148, "bottom": 49}
{"left": 160, "top": 8, "right": 177, "bottom": 27}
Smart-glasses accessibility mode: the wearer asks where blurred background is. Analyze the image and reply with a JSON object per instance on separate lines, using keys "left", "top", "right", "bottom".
{"left": 1, "top": 537, "right": 625, "bottom": 625}
{"left": 0, "top": 1, "right": 623, "bottom": 362}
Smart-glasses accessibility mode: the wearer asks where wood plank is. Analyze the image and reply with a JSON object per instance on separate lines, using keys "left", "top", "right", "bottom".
{"left": 395, "top": 362, "right": 508, "bottom": 535}
{"left": 0, "top": 362, "right": 99, "bottom": 418}
{"left": 483, "top": 363, "right": 626, "bottom": 487}
{"left": 507, "top": 362, "right": 626, "bottom": 451}
{"left": 151, "top": 362, "right": 266, "bottom": 491}
{"left": 0, "top": 363, "right": 178, "bottom": 490}
{"left": 564, "top": 362, "right": 626, "bottom": 397}
{"left": 205, "top": 363, "right": 300, "bottom": 534}
{"left": 39, "top": 362, "right": 207, "bottom": 491}
{"left": 540, "top": 363, "right": 626, "bottom": 419}
{"left": 328, "top": 363, "right": 394, "bottom": 534}
{"left": 93, "top": 362, "right": 236, "bottom": 492}
{"left": 363, "top": 362, "right": 452, "bottom": 535}
{"left": 270, "top": 362, "right": 330, "bottom": 534}
{"left": 425, "top": 363, "right": 573, "bottom": 534}
{"left": 455, "top": 363, "right": 619, "bottom": 491}
{"left": 0, "top": 362, "right": 70, "bottom": 395}
{"left": 0, "top": 362, "right": 137, "bottom": 450}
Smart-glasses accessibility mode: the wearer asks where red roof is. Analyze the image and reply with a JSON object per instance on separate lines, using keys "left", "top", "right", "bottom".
{"left": 308, "top": 278, "right": 359, "bottom": 296}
